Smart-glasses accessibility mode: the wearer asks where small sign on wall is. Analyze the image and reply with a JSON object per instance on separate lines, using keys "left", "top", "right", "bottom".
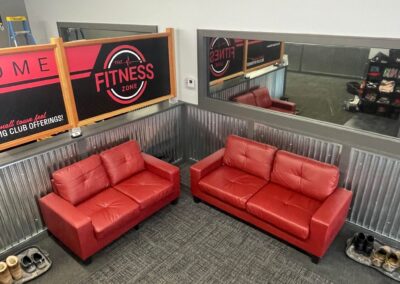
{"left": 65, "top": 33, "right": 174, "bottom": 125}
{"left": 0, "top": 47, "right": 70, "bottom": 150}
{"left": 246, "top": 40, "right": 284, "bottom": 71}
{"left": 209, "top": 37, "right": 245, "bottom": 84}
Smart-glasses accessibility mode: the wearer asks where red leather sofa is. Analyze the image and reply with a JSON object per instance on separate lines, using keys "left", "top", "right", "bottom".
{"left": 190, "top": 135, "right": 352, "bottom": 262}
{"left": 231, "top": 87, "right": 296, "bottom": 114}
{"left": 39, "top": 140, "right": 180, "bottom": 261}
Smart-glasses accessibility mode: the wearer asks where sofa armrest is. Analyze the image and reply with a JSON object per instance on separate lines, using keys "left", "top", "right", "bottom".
{"left": 142, "top": 153, "right": 180, "bottom": 185}
{"left": 190, "top": 148, "right": 224, "bottom": 194}
{"left": 39, "top": 193, "right": 94, "bottom": 259}
{"left": 271, "top": 99, "right": 296, "bottom": 112}
{"left": 310, "top": 188, "right": 352, "bottom": 255}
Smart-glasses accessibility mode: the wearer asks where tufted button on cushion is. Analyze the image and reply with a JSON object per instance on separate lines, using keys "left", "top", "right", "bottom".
{"left": 223, "top": 135, "right": 277, "bottom": 181}
{"left": 246, "top": 183, "right": 321, "bottom": 239}
{"left": 113, "top": 170, "right": 173, "bottom": 210}
{"left": 77, "top": 188, "right": 140, "bottom": 239}
{"left": 52, "top": 155, "right": 110, "bottom": 205}
{"left": 199, "top": 166, "right": 267, "bottom": 209}
{"left": 271, "top": 151, "right": 339, "bottom": 201}
{"left": 100, "top": 140, "right": 145, "bottom": 185}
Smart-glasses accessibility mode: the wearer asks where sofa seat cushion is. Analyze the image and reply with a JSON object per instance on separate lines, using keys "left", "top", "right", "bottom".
{"left": 52, "top": 155, "right": 110, "bottom": 205}
{"left": 199, "top": 166, "right": 267, "bottom": 209}
{"left": 100, "top": 141, "right": 145, "bottom": 185}
{"left": 246, "top": 183, "right": 321, "bottom": 240}
{"left": 77, "top": 188, "right": 140, "bottom": 239}
{"left": 113, "top": 170, "right": 173, "bottom": 210}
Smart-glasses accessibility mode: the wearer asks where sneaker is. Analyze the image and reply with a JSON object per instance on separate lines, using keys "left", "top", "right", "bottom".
{"left": 30, "top": 252, "right": 46, "bottom": 269}
{"left": 20, "top": 255, "right": 36, "bottom": 273}
{"left": 353, "top": 233, "right": 366, "bottom": 253}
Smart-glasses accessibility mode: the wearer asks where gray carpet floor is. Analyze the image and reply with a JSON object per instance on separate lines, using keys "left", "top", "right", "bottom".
{"left": 31, "top": 184, "right": 396, "bottom": 284}
{"left": 286, "top": 72, "right": 355, "bottom": 125}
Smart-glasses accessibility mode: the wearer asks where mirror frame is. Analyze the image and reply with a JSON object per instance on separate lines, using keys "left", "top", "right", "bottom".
{"left": 197, "top": 29, "right": 400, "bottom": 158}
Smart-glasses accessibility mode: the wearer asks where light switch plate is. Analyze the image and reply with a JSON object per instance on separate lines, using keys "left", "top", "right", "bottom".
{"left": 185, "top": 77, "right": 196, "bottom": 89}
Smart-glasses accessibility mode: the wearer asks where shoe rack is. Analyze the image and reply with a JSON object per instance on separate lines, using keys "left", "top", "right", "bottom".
{"left": 346, "top": 234, "right": 400, "bottom": 282}
{"left": 359, "top": 52, "right": 400, "bottom": 119}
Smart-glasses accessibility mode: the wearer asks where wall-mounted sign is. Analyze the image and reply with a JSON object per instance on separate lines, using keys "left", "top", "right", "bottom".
{"left": 209, "top": 37, "right": 244, "bottom": 84}
{"left": 0, "top": 47, "right": 70, "bottom": 150}
{"left": 246, "top": 40, "right": 284, "bottom": 71}
{"left": 65, "top": 35, "right": 172, "bottom": 125}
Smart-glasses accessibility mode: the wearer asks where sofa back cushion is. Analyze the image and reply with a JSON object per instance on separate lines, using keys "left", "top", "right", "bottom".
{"left": 100, "top": 140, "right": 145, "bottom": 185}
{"left": 271, "top": 151, "right": 339, "bottom": 201}
{"left": 52, "top": 155, "right": 110, "bottom": 205}
{"left": 223, "top": 135, "right": 277, "bottom": 181}
{"left": 232, "top": 92, "right": 257, "bottom": 106}
{"left": 252, "top": 87, "right": 272, "bottom": 108}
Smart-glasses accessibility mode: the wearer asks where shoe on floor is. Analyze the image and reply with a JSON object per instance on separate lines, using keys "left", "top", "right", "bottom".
{"left": 371, "top": 246, "right": 391, "bottom": 267}
{"left": 20, "top": 255, "right": 36, "bottom": 273}
{"left": 382, "top": 250, "right": 400, "bottom": 272}
{"left": 30, "top": 252, "right": 46, "bottom": 269}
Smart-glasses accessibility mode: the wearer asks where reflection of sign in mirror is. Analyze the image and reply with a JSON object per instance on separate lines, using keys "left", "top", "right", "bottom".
{"left": 0, "top": 49, "right": 69, "bottom": 149}
{"left": 209, "top": 37, "right": 244, "bottom": 83}
{"left": 246, "top": 40, "right": 284, "bottom": 71}
{"left": 66, "top": 36, "right": 171, "bottom": 124}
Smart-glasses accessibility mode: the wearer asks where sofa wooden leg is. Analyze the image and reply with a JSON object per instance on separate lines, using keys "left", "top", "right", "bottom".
{"left": 171, "top": 198, "right": 179, "bottom": 205}
{"left": 134, "top": 224, "right": 140, "bottom": 230}
{"left": 311, "top": 256, "right": 320, "bottom": 264}
{"left": 193, "top": 197, "right": 201, "bottom": 203}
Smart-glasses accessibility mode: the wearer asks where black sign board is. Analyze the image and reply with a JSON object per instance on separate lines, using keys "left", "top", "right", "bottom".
{"left": 209, "top": 37, "right": 244, "bottom": 82}
{"left": 66, "top": 36, "right": 171, "bottom": 123}
{"left": 247, "top": 40, "right": 283, "bottom": 70}
{"left": 0, "top": 49, "right": 68, "bottom": 147}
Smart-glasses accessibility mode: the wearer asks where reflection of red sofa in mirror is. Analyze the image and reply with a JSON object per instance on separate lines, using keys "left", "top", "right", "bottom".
{"left": 231, "top": 87, "right": 296, "bottom": 114}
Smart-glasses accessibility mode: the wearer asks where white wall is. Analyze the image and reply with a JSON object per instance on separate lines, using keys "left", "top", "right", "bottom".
{"left": 24, "top": 0, "right": 400, "bottom": 104}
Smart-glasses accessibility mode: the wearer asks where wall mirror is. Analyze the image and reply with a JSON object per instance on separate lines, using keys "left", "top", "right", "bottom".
{"left": 57, "top": 22, "right": 158, "bottom": 42}
{"left": 206, "top": 35, "right": 400, "bottom": 138}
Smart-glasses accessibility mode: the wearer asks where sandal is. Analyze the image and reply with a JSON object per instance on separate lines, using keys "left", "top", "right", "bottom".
{"left": 371, "top": 246, "right": 391, "bottom": 267}
{"left": 382, "top": 250, "right": 400, "bottom": 272}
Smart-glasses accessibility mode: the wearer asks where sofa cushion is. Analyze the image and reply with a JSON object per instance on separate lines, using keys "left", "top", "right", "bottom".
{"left": 223, "top": 135, "right": 277, "bottom": 181}
{"left": 100, "top": 140, "right": 145, "bottom": 185}
{"left": 113, "top": 170, "right": 174, "bottom": 210}
{"left": 232, "top": 92, "right": 256, "bottom": 106}
{"left": 77, "top": 188, "right": 140, "bottom": 239}
{"left": 246, "top": 183, "right": 321, "bottom": 240}
{"left": 199, "top": 166, "right": 267, "bottom": 209}
{"left": 252, "top": 87, "right": 272, "bottom": 108}
{"left": 271, "top": 151, "right": 339, "bottom": 201}
{"left": 52, "top": 155, "right": 110, "bottom": 205}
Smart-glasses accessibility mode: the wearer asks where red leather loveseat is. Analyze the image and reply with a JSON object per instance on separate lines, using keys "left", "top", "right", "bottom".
{"left": 231, "top": 87, "right": 296, "bottom": 114}
{"left": 39, "top": 140, "right": 180, "bottom": 261}
{"left": 190, "top": 135, "right": 352, "bottom": 262}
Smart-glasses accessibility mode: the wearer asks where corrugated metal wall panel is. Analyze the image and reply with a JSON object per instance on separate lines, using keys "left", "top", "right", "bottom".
{"left": 253, "top": 123, "right": 342, "bottom": 165}
{"left": 0, "top": 107, "right": 183, "bottom": 254}
{"left": 345, "top": 149, "right": 400, "bottom": 241}
{"left": 0, "top": 143, "right": 79, "bottom": 252}
{"left": 186, "top": 105, "right": 248, "bottom": 160}
{"left": 85, "top": 107, "right": 182, "bottom": 163}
